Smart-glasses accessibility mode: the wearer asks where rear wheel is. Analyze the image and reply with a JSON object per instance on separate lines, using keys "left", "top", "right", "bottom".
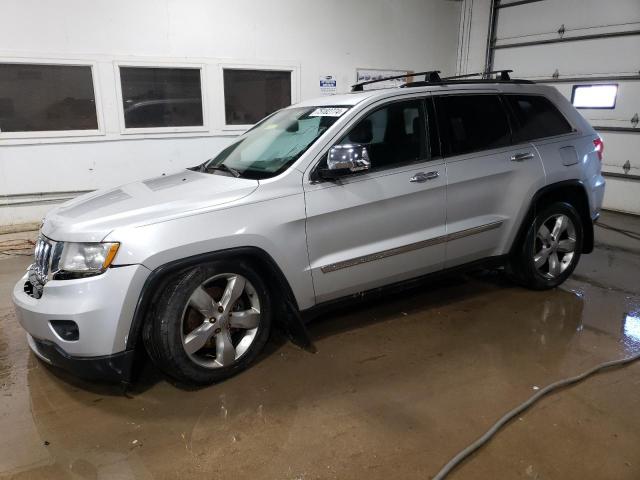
{"left": 143, "top": 260, "right": 272, "bottom": 385}
{"left": 509, "top": 202, "right": 583, "bottom": 290}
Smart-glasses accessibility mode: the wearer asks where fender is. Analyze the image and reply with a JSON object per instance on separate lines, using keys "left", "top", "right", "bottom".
{"left": 126, "top": 246, "right": 315, "bottom": 354}
{"left": 509, "top": 179, "right": 595, "bottom": 256}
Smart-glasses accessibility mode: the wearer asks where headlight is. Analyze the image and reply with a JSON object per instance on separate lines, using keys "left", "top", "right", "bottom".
{"left": 53, "top": 242, "right": 120, "bottom": 279}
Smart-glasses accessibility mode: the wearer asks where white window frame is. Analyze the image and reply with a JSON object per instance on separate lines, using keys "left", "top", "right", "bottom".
{"left": 217, "top": 62, "right": 300, "bottom": 132}
{"left": 114, "top": 60, "right": 209, "bottom": 135}
{"left": 0, "top": 57, "right": 105, "bottom": 140}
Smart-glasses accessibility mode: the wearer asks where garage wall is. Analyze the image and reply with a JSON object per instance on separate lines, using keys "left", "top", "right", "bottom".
{"left": 0, "top": 0, "right": 462, "bottom": 228}
{"left": 459, "top": 0, "right": 640, "bottom": 215}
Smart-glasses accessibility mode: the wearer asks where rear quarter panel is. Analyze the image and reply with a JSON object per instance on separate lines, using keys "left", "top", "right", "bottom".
{"left": 534, "top": 87, "right": 605, "bottom": 218}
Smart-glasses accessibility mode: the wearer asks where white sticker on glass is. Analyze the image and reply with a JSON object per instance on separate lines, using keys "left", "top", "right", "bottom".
{"left": 309, "top": 107, "right": 348, "bottom": 117}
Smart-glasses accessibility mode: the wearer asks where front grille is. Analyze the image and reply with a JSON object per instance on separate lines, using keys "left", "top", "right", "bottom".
{"left": 33, "top": 236, "right": 52, "bottom": 284}
{"left": 26, "top": 236, "right": 54, "bottom": 298}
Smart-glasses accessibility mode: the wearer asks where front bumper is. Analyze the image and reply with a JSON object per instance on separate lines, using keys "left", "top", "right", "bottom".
{"left": 27, "top": 334, "right": 136, "bottom": 382}
{"left": 12, "top": 264, "right": 151, "bottom": 381}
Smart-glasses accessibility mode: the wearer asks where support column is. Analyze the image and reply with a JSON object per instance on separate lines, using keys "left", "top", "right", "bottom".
{"left": 456, "top": 0, "right": 494, "bottom": 75}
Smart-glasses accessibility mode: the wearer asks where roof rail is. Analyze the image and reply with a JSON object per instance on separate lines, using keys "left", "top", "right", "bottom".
{"left": 442, "top": 69, "right": 514, "bottom": 81}
{"left": 351, "top": 70, "right": 441, "bottom": 92}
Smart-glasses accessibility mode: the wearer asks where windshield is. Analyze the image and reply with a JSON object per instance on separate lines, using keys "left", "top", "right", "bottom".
{"left": 202, "top": 106, "right": 349, "bottom": 179}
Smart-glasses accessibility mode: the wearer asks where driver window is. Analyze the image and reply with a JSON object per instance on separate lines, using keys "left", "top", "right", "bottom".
{"left": 337, "top": 99, "right": 427, "bottom": 170}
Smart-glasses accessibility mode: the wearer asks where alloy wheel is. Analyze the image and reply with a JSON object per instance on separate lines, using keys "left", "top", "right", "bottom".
{"left": 181, "top": 273, "right": 261, "bottom": 369}
{"left": 533, "top": 213, "right": 577, "bottom": 279}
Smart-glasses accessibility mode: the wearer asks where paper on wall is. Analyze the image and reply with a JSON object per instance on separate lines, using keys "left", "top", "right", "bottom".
{"left": 319, "top": 75, "right": 337, "bottom": 95}
{"left": 355, "top": 68, "right": 412, "bottom": 90}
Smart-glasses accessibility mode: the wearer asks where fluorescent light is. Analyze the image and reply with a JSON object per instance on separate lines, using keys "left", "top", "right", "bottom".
{"left": 572, "top": 84, "right": 618, "bottom": 109}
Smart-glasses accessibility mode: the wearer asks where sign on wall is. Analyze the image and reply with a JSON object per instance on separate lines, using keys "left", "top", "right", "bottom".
{"left": 355, "top": 68, "right": 412, "bottom": 90}
{"left": 319, "top": 75, "right": 337, "bottom": 95}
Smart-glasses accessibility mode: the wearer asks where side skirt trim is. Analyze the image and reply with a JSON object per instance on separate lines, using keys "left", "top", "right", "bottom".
{"left": 320, "top": 220, "right": 503, "bottom": 274}
{"left": 302, "top": 255, "right": 509, "bottom": 323}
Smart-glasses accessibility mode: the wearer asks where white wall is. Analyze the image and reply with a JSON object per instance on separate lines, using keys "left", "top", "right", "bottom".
{"left": 0, "top": 0, "right": 462, "bottom": 228}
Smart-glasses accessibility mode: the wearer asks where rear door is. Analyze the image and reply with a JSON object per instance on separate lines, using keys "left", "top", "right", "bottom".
{"left": 303, "top": 97, "right": 447, "bottom": 303}
{"left": 434, "top": 92, "right": 546, "bottom": 267}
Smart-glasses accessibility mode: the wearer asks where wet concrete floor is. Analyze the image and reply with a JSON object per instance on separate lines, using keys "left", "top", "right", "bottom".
{"left": 1, "top": 211, "right": 639, "bottom": 479}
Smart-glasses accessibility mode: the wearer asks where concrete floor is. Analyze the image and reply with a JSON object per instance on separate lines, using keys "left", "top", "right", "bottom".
{"left": 1, "top": 211, "right": 639, "bottom": 479}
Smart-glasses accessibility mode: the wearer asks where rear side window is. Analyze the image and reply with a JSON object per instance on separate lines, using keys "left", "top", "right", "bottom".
{"left": 435, "top": 95, "right": 511, "bottom": 156}
{"left": 504, "top": 95, "right": 573, "bottom": 142}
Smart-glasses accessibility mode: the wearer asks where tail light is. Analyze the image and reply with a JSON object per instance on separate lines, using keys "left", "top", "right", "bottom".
{"left": 593, "top": 137, "right": 604, "bottom": 161}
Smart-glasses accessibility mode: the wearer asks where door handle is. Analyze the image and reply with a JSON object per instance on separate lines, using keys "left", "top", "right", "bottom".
{"left": 410, "top": 171, "right": 439, "bottom": 183}
{"left": 510, "top": 152, "right": 535, "bottom": 162}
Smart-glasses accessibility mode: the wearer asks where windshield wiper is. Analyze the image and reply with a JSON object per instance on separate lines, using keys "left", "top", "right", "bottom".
{"left": 203, "top": 163, "right": 241, "bottom": 178}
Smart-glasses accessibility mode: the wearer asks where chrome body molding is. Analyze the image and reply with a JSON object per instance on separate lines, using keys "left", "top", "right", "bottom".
{"left": 446, "top": 220, "right": 504, "bottom": 241}
{"left": 321, "top": 221, "right": 504, "bottom": 273}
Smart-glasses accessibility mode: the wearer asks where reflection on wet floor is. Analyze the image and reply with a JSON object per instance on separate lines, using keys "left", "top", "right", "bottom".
{"left": 624, "top": 313, "right": 640, "bottom": 345}
{"left": 1, "top": 225, "right": 640, "bottom": 479}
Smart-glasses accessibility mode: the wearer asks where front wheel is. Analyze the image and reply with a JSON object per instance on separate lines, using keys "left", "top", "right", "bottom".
{"left": 143, "top": 260, "right": 272, "bottom": 385}
{"left": 508, "top": 202, "right": 583, "bottom": 290}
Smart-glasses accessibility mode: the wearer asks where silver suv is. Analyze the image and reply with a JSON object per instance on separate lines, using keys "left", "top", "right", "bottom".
{"left": 12, "top": 71, "right": 605, "bottom": 385}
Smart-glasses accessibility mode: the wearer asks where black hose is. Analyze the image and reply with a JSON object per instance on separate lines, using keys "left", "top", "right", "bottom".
{"left": 432, "top": 352, "right": 640, "bottom": 479}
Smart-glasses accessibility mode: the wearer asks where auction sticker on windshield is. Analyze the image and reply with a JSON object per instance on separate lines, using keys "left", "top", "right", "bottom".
{"left": 309, "top": 107, "right": 348, "bottom": 117}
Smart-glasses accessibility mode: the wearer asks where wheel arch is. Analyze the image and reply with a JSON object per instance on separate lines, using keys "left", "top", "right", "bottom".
{"left": 126, "top": 246, "right": 312, "bottom": 353}
{"left": 510, "top": 180, "right": 594, "bottom": 256}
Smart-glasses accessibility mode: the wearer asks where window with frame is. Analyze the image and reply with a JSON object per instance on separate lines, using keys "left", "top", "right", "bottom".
{"left": 332, "top": 99, "right": 427, "bottom": 171}
{"left": 435, "top": 94, "right": 511, "bottom": 156}
{"left": 119, "top": 66, "right": 203, "bottom": 129}
{"left": 0, "top": 63, "right": 98, "bottom": 133}
{"left": 223, "top": 69, "right": 291, "bottom": 125}
{"left": 504, "top": 95, "right": 573, "bottom": 142}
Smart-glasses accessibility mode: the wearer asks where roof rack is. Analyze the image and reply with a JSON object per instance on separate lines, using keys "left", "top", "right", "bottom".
{"left": 404, "top": 69, "right": 535, "bottom": 88}
{"left": 351, "top": 69, "right": 534, "bottom": 91}
{"left": 351, "top": 70, "right": 441, "bottom": 92}
{"left": 443, "top": 69, "right": 514, "bottom": 81}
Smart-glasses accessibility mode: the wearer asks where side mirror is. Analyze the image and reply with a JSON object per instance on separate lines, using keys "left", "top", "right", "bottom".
{"left": 319, "top": 144, "right": 371, "bottom": 179}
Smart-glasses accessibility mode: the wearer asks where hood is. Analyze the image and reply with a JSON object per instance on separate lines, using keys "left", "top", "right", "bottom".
{"left": 41, "top": 170, "right": 259, "bottom": 242}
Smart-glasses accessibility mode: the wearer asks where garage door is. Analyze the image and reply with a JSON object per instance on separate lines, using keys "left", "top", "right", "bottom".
{"left": 489, "top": 0, "right": 640, "bottom": 214}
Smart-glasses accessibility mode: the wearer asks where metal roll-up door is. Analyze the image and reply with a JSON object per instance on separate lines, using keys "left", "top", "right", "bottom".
{"left": 487, "top": 0, "right": 640, "bottom": 214}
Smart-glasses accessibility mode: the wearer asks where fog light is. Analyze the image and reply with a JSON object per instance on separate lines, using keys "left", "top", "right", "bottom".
{"left": 50, "top": 320, "right": 79, "bottom": 341}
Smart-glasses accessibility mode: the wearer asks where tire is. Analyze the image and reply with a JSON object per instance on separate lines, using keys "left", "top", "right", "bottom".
{"left": 142, "top": 259, "right": 272, "bottom": 385}
{"left": 508, "top": 202, "right": 583, "bottom": 290}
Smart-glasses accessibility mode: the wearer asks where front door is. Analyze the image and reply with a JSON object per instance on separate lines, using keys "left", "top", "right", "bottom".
{"left": 303, "top": 98, "right": 447, "bottom": 303}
